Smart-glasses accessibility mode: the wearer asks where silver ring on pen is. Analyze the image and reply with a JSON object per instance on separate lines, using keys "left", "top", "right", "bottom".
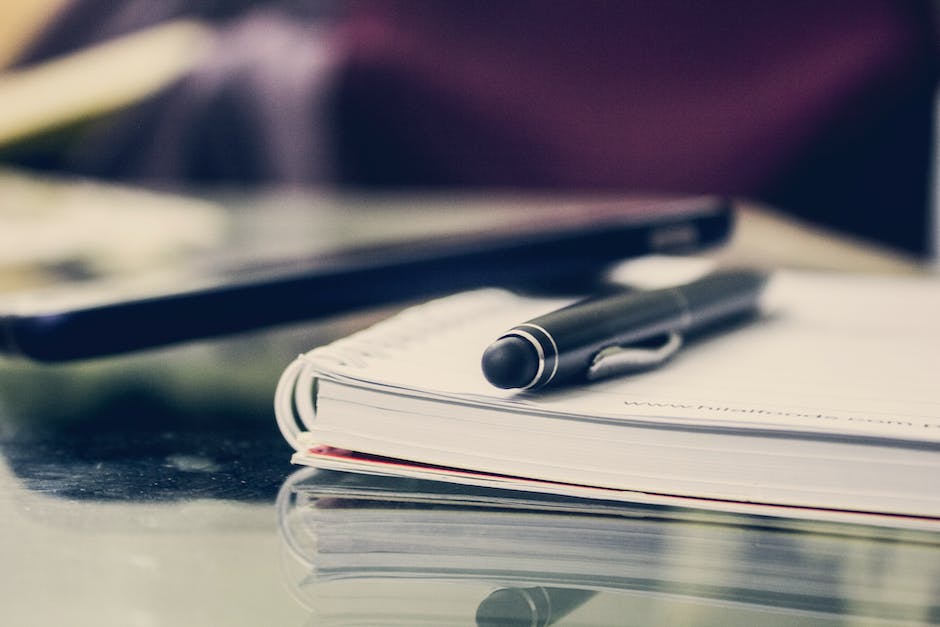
{"left": 503, "top": 323, "right": 559, "bottom": 388}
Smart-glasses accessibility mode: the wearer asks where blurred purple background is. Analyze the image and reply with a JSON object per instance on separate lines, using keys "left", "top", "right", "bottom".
{"left": 9, "top": 0, "right": 940, "bottom": 255}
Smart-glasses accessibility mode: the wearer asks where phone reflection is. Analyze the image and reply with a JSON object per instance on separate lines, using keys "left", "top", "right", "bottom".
{"left": 277, "top": 468, "right": 940, "bottom": 626}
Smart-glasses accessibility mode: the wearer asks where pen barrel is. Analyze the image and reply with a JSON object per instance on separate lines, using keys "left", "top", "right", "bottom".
{"left": 518, "top": 269, "right": 766, "bottom": 387}
{"left": 523, "top": 288, "right": 688, "bottom": 385}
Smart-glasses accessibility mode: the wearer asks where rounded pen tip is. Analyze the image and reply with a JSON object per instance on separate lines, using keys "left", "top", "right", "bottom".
{"left": 481, "top": 335, "right": 539, "bottom": 389}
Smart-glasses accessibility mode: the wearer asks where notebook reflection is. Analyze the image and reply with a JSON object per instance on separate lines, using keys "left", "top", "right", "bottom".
{"left": 277, "top": 468, "right": 940, "bottom": 626}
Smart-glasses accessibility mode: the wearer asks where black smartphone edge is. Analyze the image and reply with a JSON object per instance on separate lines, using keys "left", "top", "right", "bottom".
{"left": 0, "top": 198, "right": 734, "bottom": 362}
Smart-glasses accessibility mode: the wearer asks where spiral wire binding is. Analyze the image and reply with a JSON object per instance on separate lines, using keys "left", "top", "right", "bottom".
{"left": 274, "top": 289, "right": 518, "bottom": 451}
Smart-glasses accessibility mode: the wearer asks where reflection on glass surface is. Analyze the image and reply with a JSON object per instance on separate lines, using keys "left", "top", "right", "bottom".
{"left": 278, "top": 468, "right": 940, "bottom": 626}
{"left": 475, "top": 586, "right": 596, "bottom": 627}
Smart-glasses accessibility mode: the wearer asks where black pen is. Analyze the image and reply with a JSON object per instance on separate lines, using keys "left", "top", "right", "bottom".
{"left": 481, "top": 269, "right": 768, "bottom": 389}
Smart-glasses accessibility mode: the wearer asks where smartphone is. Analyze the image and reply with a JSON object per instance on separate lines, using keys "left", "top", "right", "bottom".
{"left": 0, "top": 189, "right": 732, "bottom": 361}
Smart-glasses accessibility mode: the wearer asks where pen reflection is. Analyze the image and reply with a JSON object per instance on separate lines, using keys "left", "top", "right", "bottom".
{"left": 475, "top": 586, "right": 596, "bottom": 627}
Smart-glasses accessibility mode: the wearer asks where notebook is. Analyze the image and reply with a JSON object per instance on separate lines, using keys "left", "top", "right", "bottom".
{"left": 274, "top": 257, "right": 940, "bottom": 522}
{"left": 278, "top": 467, "right": 940, "bottom": 625}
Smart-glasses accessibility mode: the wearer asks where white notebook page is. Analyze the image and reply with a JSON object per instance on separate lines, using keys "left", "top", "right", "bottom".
{"left": 294, "top": 264, "right": 940, "bottom": 445}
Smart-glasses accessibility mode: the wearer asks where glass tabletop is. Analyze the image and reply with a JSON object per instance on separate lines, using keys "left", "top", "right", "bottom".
{"left": 1, "top": 323, "right": 938, "bottom": 627}
{"left": 0, "top": 327, "right": 315, "bottom": 626}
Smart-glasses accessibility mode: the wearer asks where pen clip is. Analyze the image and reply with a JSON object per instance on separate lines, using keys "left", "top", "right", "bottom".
{"left": 586, "top": 332, "right": 683, "bottom": 381}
